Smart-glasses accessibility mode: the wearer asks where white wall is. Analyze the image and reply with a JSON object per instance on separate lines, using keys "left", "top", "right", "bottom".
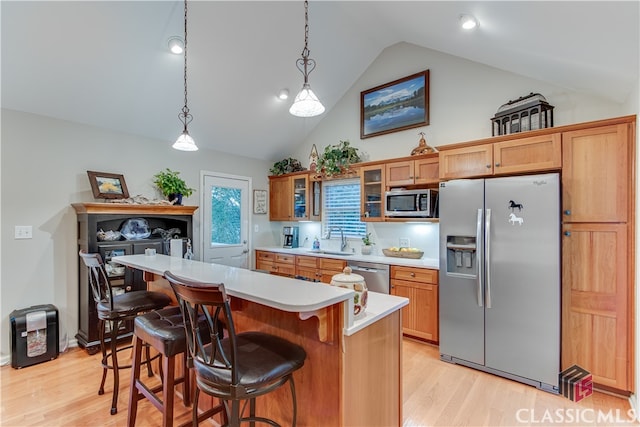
{"left": 293, "top": 42, "right": 630, "bottom": 165}
{"left": 0, "top": 109, "right": 273, "bottom": 360}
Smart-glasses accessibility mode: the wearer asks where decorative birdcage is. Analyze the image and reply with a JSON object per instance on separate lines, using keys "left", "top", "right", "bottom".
{"left": 491, "top": 92, "right": 554, "bottom": 136}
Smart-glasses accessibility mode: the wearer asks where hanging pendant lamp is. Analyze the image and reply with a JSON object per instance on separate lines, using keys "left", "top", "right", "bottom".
{"left": 173, "top": 0, "right": 198, "bottom": 151}
{"left": 289, "top": 0, "right": 325, "bottom": 118}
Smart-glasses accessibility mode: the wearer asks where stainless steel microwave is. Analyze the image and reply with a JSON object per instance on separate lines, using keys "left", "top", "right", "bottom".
{"left": 385, "top": 189, "right": 438, "bottom": 218}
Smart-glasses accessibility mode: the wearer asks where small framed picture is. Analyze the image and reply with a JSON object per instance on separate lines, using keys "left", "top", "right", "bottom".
{"left": 361, "top": 69, "right": 430, "bottom": 139}
{"left": 253, "top": 189, "right": 267, "bottom": 214}
{"left": 87, "top": 171, "right": 130, "bottom": 199}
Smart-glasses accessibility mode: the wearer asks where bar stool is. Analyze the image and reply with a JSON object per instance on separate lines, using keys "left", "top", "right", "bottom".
{"left": 127, "top": 306, "right": 191, "bottom": 427}
{"left": 165, "top": 270, "right": 307, "bottom": 426}
{"left": 79, "top": 250, "right": 172, "bottom": 415}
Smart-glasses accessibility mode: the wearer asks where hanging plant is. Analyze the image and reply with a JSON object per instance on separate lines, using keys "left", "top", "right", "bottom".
{"left": 317, "top": 140, "right": 361, "bottom": 177}
{"left": 269, "top": 158, "right": 306, "bottom": 176}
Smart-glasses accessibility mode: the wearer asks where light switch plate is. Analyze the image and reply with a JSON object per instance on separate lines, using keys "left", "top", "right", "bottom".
{"left": 15, "top": 225, "right": 33, "bottom": 239}
{"left": 399, "top": 237, "right": 410, "bottom": 247}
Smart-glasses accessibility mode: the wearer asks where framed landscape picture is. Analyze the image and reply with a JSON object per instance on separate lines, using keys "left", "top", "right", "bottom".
{"left": 87, "top": 171, "right": 129, "bottom": 199}
{"left": 360, "top": 69, "right": 429, "bottom": 139}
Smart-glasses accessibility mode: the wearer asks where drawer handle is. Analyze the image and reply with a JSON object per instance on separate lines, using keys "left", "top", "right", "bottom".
{"left": 410, "top": 272, "right": 415, "bottom": 277}
{"left": 486, "top": 164, "right": 491, "bottom": 169}
{"left": 495, "top": 162, "right": 501, "bottom": 167}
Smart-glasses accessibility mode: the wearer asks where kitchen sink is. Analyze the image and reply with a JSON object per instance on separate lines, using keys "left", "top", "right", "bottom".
{"left": 307, "top": 250, "right": 353, "bottom": 256}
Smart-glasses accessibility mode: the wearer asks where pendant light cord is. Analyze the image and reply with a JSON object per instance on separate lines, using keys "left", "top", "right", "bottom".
{"left": 297, "top": 0, "right": 315, "bottom": 84}
{"left": 179, "top": 0, "right": 192, "bottom": 130}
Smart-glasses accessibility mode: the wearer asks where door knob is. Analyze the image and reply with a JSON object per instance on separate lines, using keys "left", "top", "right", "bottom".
{"left": 564, "top": 210, "right": 571, "bottom": 215}
{"left": 495, "top": 162, "right": 501, "bottom": 167}
{"left": 564, "top": 231, "right": 571, "bottom": 236}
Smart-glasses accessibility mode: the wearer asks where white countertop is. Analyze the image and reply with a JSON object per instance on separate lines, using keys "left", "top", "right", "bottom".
{"left": 256, "top": 246, "right": 440, "bottom": 269}
{"left": 112, "top": 254, "right": 408, "bottom": 336}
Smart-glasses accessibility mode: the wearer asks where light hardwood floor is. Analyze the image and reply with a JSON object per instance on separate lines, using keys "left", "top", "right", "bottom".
{"left": 0, "top": 338, "right": 633, "bottom": 426}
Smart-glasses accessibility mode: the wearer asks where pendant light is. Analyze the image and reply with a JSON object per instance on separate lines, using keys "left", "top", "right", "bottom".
{"left": 172, "top": 0, "right": 198, "bottom": 151}
{"left": 289, "top": 0, "right": 325, "bottom": 118}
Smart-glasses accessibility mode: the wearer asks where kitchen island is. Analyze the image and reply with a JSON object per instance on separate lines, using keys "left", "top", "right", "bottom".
{"left": 113, "top": 254, "right": 408, "bottom": 426}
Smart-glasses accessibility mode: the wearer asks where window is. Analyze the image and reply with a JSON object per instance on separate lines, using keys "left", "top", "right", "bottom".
{"left": 322, "top": 179, "right": 366, "bottom": 238}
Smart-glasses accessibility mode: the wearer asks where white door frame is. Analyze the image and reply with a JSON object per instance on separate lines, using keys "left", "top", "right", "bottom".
{"left": 200, "top": 170, "right": 252, "bottom": 268}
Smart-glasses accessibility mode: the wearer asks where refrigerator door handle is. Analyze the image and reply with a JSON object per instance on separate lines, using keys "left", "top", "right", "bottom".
{"left": 476, "top": 208, "right": 483, "bottom": 307}
{"left": 485, "top": 208, "right": 492, "bottom": 308}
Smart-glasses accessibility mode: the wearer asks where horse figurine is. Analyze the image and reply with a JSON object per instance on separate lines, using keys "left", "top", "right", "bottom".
{"left": 508, "top": 200, "right": 524, "bottom": 211}
{"left": 509, "top": 213, "right": 524, "bottom": 225}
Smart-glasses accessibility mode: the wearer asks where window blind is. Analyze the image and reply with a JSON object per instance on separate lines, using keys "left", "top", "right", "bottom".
{"left": 322, "top": 179, "right": 366, "bottom": 238}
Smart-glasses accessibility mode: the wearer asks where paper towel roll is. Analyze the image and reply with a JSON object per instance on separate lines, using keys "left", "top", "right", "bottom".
{"left": 170, "top": 239, "right": 183, "bottom": 258}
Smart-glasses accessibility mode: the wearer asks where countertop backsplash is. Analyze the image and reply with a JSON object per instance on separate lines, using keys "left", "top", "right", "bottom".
{"left": 271, "top": 222, "right": 440, "bottom": 260}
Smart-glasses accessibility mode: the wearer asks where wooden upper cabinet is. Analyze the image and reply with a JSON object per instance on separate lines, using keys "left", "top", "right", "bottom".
{"left": 562, "top": 124, "right": 630, "bottom": 223}
{"left": 439, "top": 133, "right": 561, "bottom": 180}
{"left": 386, "top": 155, "right": 439, "bottom": 187}
{"left": 269, "top": 172, "right": 313, "bottom": 221}
{"left": 360, "top": 164, "right": 385, "bottom": 222}
{"left": 493, "top": 133, "right": 561, "bottom": 174}
{"left": 439, "top": 143, "right": 493, "bottom": 179}
{"left": 269, "top": 175, "right": 292, "bottom": 221}
{"left": 414, "top": 157, "right": 439, "bottom": 185}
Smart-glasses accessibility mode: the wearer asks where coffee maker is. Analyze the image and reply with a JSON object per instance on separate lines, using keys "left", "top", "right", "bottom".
{"left": 283, "top": 226, "right": 299, "bottom": 248}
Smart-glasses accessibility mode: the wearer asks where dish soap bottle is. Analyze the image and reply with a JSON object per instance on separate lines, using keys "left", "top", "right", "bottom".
{"left": 313, "top": 236, "right": 320, "bottom": 250}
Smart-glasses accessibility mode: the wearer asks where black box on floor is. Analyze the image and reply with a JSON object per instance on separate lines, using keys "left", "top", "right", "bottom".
{"left": 10, "top": 304, "right": 59, "bottom": 368}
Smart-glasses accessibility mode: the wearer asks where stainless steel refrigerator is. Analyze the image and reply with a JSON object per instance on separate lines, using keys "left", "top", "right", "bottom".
{"left": 438, "top": 173, "right": 560, "bottom": 393}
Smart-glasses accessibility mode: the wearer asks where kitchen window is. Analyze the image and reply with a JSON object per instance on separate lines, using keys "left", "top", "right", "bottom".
{"left": 322, "top": 179, "right": 366, "bottom": 238}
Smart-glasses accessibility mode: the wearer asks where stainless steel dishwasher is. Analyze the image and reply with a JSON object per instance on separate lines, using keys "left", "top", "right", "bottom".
{"left": 347, "top": 261, "right": 390, "bottom": 294}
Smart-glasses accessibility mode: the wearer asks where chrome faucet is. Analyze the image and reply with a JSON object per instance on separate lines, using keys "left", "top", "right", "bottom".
{"left": 327, "top": 226, "right": 347, "bottom": 252}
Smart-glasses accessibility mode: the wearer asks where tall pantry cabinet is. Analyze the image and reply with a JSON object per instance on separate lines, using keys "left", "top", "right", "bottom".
{"left": 561, "top": 117, "right": 635, "bottom": 393}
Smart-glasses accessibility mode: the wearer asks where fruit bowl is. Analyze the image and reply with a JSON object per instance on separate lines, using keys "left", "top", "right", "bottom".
{"left": 382, "top": 248, "right": 424, "bottom": 259}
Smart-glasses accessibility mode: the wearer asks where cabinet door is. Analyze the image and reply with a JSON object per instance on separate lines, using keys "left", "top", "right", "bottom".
{"left": 562, "top": 223, "right": 629, "bottom": 390}
{"left": 360, "top": 165, "right": 385, "bottom": 222}
{"left": 413, "top": 157, "right": 439, "bottom": 186}
{"left": 413, "top": 282, "right": 438, "bottom": 342}
{"left": 562, "top": 124, "right": 630, "bottom": 222}
{"left": 292, "top": 175, "right": 309, "bottom": 220}
{"left": 493, "top": 133, "right": 561, "bottom": 175}
{"left": 439, "top": 144, "right": 493, "bottom": 179}
{"left": 386, "top": 160, "right": 414, "bottom": 187}
{"left": 390, "top": 280, "right": 414, "bottom": 333}
{"left": 269, "top": 176, "right": 292, "bottom": 221}
{"left": 319, "top": 258, "right": 346, "bottom": 283}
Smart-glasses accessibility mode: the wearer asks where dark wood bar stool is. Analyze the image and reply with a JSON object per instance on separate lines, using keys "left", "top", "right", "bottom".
{"left": 78, "top": 250, "right": 172, "bottom": 415}
{"left": 165, "top": 271, "right": 307, "bottom": 427}
{"left": 127, "top": 306, "right": 191, "bottom": 427}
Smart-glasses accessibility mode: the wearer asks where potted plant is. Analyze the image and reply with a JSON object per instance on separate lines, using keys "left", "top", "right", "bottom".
{"left": 361, "top": 232, "right": 374, "bottom": 255}
{"left": 153, "top": 168, "right": 195, "bottom": 205}
{"left": 317, "top": 140, "right": 361, "bottom": 177}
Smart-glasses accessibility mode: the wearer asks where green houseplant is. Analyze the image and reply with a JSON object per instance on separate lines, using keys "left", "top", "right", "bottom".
{"left": 317, "top": 140, "right": 361, "bottom": 177}
{"left": 361, "top": 232, "right": 374, "bottom": 255}
{"left": 153, "top": 168, "right": 195, "bottom": 205}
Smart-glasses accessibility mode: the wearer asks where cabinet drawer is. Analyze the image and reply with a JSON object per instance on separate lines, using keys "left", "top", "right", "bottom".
{"left": 320, "top": 258, "right": 346, "bottom": 272}
{"left": 256, "top": 259, "right": 274, "bottom": 272}
{"left": 391, "top": 266, "right": 438, "bottom": 284}
{"left": 296, "top": 255, "right": 319, "bottom": 268}
{"left": 256, "top": 251, "right": 275, "bottom": 262}
{"left": 275, "top": 253, "right": 295, "bottom": 264}
{"left": 273, "top": 264, "right": 296, "bottom": 276}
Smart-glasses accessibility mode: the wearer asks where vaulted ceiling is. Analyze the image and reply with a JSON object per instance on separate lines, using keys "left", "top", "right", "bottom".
{"left": 2, "top": 1, "right": 638, "bottom": 161}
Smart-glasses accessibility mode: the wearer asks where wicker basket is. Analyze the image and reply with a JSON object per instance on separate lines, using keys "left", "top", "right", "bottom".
{"left": 382, "top": 249, "right": 424, "bottom": 259}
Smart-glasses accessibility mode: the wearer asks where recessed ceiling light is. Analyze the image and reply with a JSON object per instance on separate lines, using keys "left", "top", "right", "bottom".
{"left": 277, "top": 88, "right": 289, "bottom": 100}
{"left": 168, "top": 36, "right": 184, "bottom": 54}
{"left": 459, "top": 14, "right": 479, "bottom": 30}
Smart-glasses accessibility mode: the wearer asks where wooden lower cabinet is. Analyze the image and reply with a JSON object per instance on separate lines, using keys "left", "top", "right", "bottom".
{"left": 257, "top": 251, "right": 346, "bottom": 283}
{"left": 255, "top": 250, "right": 295, "bottom": 277}
{"left": 390, "top": 265, "right": 438, "bottom": 342}
{"left": 562, "top": 222, "right": 630, "bottom": 391}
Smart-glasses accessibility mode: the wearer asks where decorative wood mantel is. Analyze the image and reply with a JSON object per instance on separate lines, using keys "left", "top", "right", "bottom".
{"left": 71, "top": 203, "right": 198, "bottom": 215}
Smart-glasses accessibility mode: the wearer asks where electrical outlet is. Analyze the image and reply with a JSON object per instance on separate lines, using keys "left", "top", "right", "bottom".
{"left": 15, "top": 225, "right": 33, "bottom": 239}
{"left": 399, "top": 237, "right": 410, "bottom": 247}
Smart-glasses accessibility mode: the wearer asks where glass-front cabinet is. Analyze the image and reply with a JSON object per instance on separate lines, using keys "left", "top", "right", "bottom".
{"left": 293, "top": 175, "right": 309, "bottom": 220}
{"left": 360, "top": 164, "right": 385, "bottom": 222}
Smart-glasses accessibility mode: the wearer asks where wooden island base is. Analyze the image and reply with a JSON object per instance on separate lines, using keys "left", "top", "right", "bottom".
{"left": 147, "top": 273, "right": 403, "bottom": 427}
